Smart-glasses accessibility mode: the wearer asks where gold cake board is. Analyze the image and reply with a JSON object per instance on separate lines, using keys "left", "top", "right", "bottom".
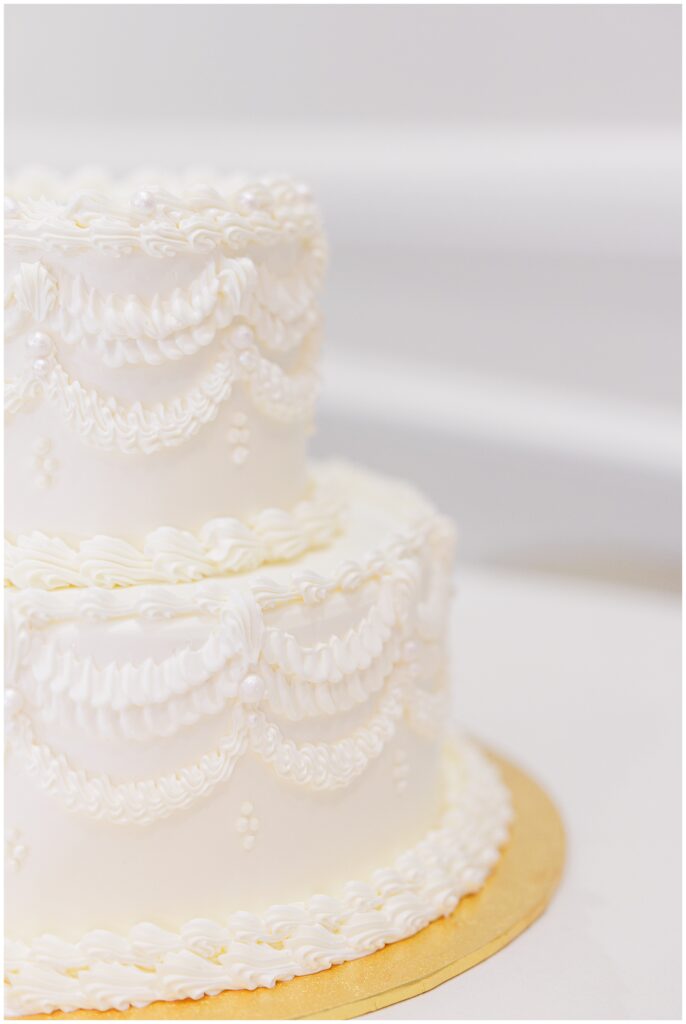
{"left": 26, "top": 748, "right": 565, "bottom": 1021}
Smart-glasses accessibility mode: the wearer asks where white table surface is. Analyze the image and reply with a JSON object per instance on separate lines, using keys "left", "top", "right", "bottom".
{"left": 368, "top": 566, "right": 681, "bottom": 1020}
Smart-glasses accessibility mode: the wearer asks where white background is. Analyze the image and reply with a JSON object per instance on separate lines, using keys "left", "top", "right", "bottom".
{"left": 5, "top": 6, "right": 682, "bottom": 1019}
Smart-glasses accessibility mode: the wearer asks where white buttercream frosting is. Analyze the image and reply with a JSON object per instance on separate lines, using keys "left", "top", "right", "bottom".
{"left": 6, "top": 469, "right": 342, "bottom": 588}
{"left": 5, "top": 171, "right": 510, "bottom": 1020}
{"left": 5, "top": 170, "right": 323, "bottom": 259}
{"left": 5, "top": 324, "right": 319, "bottom": 454}
{"left": 4, "top": 738, "right": 511, "bottom": 1017}
{"left": 18, "top": 581, "right": 420, "bottom": 736}
{"left": 6, "top": 252, "right": 322, "bottom": 367}
{"left": 5, "top": 169, "right": 325, "bottom": 546}
{"left": 8, "top": 678, "right": 435, "bottom": 824}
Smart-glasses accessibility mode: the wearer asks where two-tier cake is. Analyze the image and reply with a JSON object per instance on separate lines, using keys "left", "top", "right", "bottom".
{"left": 4, "top": 171, "right": 511, "bottom": 1017}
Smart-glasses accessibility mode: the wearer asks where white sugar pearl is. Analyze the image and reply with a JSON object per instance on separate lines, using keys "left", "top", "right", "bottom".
{"left": 238, "top": 350, "right": 257, "bottom": 372}
{"left": 232, "top": 325, "right": 254, "bottom": 348}
{"left": 240, "top": 674, "right": 265, "bottom": 704}
{"left": 243, "top": 835, "right": 256, "bottom": 851}
{"left": 4, "top": 196, "right": 18, "bottom": 215}
{"left": 232, "top": 446, "right": 249, "bottom": 466}
{"left": 35, "top": 473, "right": 51, "bottom": 489}
{"left": 130, "top": 189, "right": 156, "bottom": 214}
{"left": 26, "top": 332, "right": 53, "bottom": 357}
{"left": 239, "top": 188, "right": 269, "bottom": 210}
{"left": 5, "top": 689, "right": 23, "bottom": 717}
{"left": 403, "top": 641, "right": 419, "bottom": 663}
{"left": 32, "top": 437, "right": 52, "bottom": 457}
{"left": 232, "top": 412, "right": 248, "bottom": 427}
{"left": 240, "top": 801, "right": 253, "bottom": 816}
{"left": 238, "top": 190, "right": 260, "bottom": 210}
{"left": 31, "top": 357, "right": 52, "bottom": 378}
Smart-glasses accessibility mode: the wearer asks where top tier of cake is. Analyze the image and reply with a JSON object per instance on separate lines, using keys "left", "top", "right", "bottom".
{"left": 5, "top": 171, "right": 328, "bottom": 587}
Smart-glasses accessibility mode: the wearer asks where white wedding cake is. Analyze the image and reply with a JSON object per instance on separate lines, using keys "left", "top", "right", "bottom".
{"left": 4, "top": 171, "right": 511, "bottom": 1017}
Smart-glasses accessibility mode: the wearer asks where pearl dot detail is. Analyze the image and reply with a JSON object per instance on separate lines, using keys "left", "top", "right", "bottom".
{"left": 240, "top": 674, "right": 265, "bottom": 704}
{"left": 5, "top": 688, "right": 23, "bottom": 718}
{"left": 32, "top": 437, "right": 58, "bottom": 489}
{"left": 227, "top": 412, "right": 251, "bottom": 468}
{"left": 232, "top": 324, "right": 255, "bottom": 348}
{"left": 130, "top": 190, "right": 156, "bottom": 215}
{"left": 403, "top": 641, "right": 419, "bottom": 663}
{"left": 26, "top": 331, "right": 53, "bottom": 358}
{"left": 392, "top": 749, "right": 410, "bottom": 795}
{"left": 32, "top": 437, "right": 52, "bottom": 457}
{"left": 238, "top": 350, "right": 257, "bottom": 372}
{"left": 238, "top": 191, "right": 260, "bottom": 210}
{"left": 235, "top": 802, "right": 260, "bottom": 851}
{"left": 31, "top": 358, "right": 51, "bottom": 378}
{"left": 238, "top": 188, "right": 270, "bottom": 211}
{"left": 6, "top": 828, "right": 28, "bottom": 872}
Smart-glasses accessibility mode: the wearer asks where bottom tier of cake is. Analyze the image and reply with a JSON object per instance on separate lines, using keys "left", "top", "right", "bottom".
{"left": 5, "top": 739, "right": 511, "bottom": 1017}
{"left": 5, "top": 462, "right": 511, "bottom": 1016}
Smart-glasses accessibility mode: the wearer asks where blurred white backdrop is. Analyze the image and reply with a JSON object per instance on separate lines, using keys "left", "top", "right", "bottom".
{"left": 6, "top": 5, "right": 681, "bottom": 588}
